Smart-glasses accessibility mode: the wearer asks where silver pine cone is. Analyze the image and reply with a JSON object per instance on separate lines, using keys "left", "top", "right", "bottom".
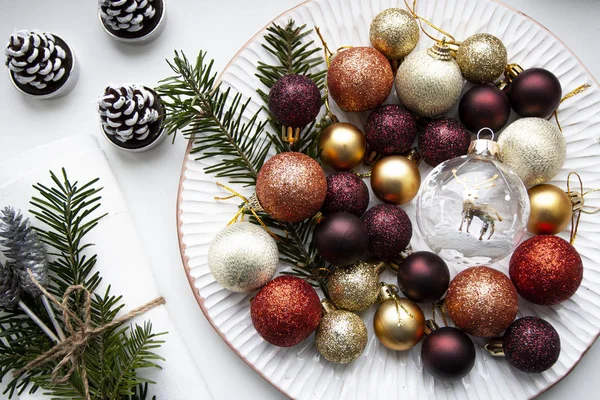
{"left": 99, "top": 0, "right": 157, "bottom": 33}
{"left": 0, "top": 260, "right": 22, "bottom": 309}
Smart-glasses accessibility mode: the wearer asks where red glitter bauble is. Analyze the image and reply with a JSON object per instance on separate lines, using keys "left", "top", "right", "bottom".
{"left": 268, "top": 74, "right": 321, "bottom": 127}
{"left": 256, "top": 152, "right": 327, "bottom": 223}
{"left": 251, "top": 276, "right": 322, "bottom": 347}
{"left": 322, "top": 172, "right": 369, "bottom": 217}
{"left": 509, "top": 235, "right": 583, "bottom": 305}
{"left": 361, "top": 204, "right": 412, "bottom": 261}
{"left": 328, "top": 47, "right": 394, "bottom": 112}
{"left": 458, "top": 84, "right": 511, "bottom": 132}
{"left": 445, "top": 266, "right": 518, "bottom": 337}
{"left": 418, "top": 118, "right": 471, "bottom": 167}
{"left": 503, "top": 316, "right": 560, "bottom": 373}
{"left": 364, "top": 104, "right": 417, "bottom": 156}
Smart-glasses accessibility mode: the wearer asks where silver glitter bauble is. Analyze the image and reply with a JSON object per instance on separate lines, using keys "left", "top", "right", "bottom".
{"left": 208, "top": 222, "right": 279, "bottom": 293}
{"left": 456, "top": 33, "right": 507, "bottom": 84}
{"left": 370, "top": 8, "right": 420, "bottom": 60}
{"left": 498, "top": 118, "right": 566, "bottom": 187}
{"left": 327, "top": 261, "right": 379, "bottom": 312}
{"left": 395, "top": 42, "right": 464, "bottom": 117}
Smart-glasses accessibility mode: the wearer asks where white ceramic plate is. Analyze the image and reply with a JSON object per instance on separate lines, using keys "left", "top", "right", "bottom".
{"left": 177, "top": 0, "right": 600, "bottom": 399}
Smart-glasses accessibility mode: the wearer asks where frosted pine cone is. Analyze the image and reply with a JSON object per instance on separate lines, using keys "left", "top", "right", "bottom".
{"left": 99, "top": 0, "right": 164, "bottom": 40}
{"left": 0, "top": 261, "right": 22, "bottom": 309}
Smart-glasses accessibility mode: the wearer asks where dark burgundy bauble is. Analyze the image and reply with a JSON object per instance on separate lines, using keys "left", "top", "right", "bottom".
{"left": 508, "top": 68, "right": 562, "bottom": 118}
{"left": 421, "top": 327, "right": 476, "bottom": 379}
{"left": 418, "top": 118, "right": 471, "bottom": 167}
{"left": 459, "top": 84, "right": 511, "bottom": 132}
{"left": 314, "top": 212, "right": 369, "bottom": 266}
{"left": 361, "top": 204, "right": 412, "bottom": 261}
{"left": 364, "top": 104, "right": 418, "bottom": 156}
{"left": 397, "top": 251, "right": 450, "bottom": 303}
{"left": 268, "top": 74, "right": 322, "bottom": 127}
{"left": 503, "top": 316, "right": 560, "bottom": 373}
{"left": 322, "top": 172, "right": 370, "bottom": 217}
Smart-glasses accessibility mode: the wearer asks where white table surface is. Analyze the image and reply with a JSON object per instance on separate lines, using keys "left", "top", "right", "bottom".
{"left": 1, "top": 1, "right": 599, "bottom": 399}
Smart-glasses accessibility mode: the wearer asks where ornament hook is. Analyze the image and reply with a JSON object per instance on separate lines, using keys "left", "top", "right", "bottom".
{"left": 567, "top": 172, "right": 600, "bottom": 244}
{"left": 476, "top": 127, "right": 495, "bottom": 141}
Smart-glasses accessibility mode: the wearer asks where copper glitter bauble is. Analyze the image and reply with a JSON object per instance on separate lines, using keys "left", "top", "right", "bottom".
{"left": 456, "top": 33, "right": 507, "bottom": 84}
{"left": 509, "top": 235, "right": 583, "bottom": 306}
{"left": 445, "top": 266, "right": 518, "bottom": 337}
{"left": 369, "top": 8, "right": 420, "bottom": 60}
{"left": 498, "top": 118, "right": 566, "bottom": 187}
{"left": 250, "top": 276, "right": 322, "bottom": 347}
{"left": 268, "top": 74, "right": 321, "bottom": 127}
{"left": 503, "top": 316, "right": 561, "bottom": 373}
{"left": 318, "top": 122, "right": 367, "bottom": 170}
{"left": 327, "top": 261, "right": 380, "bottom": 312}
{"left": 527, "top": 184, "right": 573, "bottom": 235}
{"left": 370, "top": 155, "right": 421, "bottom": 205}
{"left": 364, "top": 104, "right": 418, "bottom": 156}
{"left": 328, "top": 47, "right": 394, "bottom": 112}
{"left": 315, "top": 301, "right": 368, "bottom": 364}
{"left": 256, "top": 152, "right": 327, "bottom": 222}
{"left": 322, "top": 172, "right": 370, "bottom": 217}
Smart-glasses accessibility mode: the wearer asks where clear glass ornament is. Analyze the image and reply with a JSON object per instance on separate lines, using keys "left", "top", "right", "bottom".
{"left": 416, "top": 129, "right": 530, "bottom": 266}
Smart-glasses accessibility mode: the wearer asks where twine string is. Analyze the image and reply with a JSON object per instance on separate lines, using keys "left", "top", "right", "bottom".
{"left": 404, "top": 0, "right": 457, "bottom": 44}
{"left": 553, "top": 84, "right": 591, "bottom": 131}
{"left": 567, "top": 172, "right": 600, "bottom": 244}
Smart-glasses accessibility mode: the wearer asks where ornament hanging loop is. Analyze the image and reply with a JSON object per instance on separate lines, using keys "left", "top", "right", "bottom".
{"left": 315, "top": 26, "right": 334, "bottom": 68}
{"left": 476, "top": 127, "right": 495, "bottom": 141}
{"left": 553, "top": 84, "right": 591, "bottom": 131}
{"left": 567, "top": 172, "right": 600, "bottom": 244}
{"left": 403, "top": 0, "right": 457, "bottom": 44}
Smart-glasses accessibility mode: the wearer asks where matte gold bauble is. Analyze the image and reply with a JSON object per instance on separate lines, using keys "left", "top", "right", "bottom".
{"left": 318, "top": 122, "right": 367, "bottom": 170}
{"left": 327, "top": 261, "right": 380, "bottom": 312}
{"left": 373, "top": 284, "right": 425, "bottom": 351}
{"left": 456, "top": 33, "right": 507, "bottom": 84}
{"left": 527, "top": 184, "right": 572, "bottom": 234}
{"left": 370, "top": 8, "right": 420, "bottom": 60}
{"left": 370, "top": 155, "right": 420, "bottom": 205}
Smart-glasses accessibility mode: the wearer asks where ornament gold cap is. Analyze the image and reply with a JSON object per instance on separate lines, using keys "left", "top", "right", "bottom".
{"left": 282, "top": 126, "right": 301, "bottom": 144}
{"left": 468, "top": 128, "right": 500, "bottom": 159}
{"left": 377, "top": 282, "right": 398, "bottom": 302}
{"left": 505, "top": 63, "right": 524, "bottom": 82}
{"left": 321, "top": 299, "right": 337, "bottom": 314}
{"left": 312, "top": 211, "right": 325, "bottom": 224}
{"left": 364, "top": 148, "right": 382, "bottom": 165}
{"left": 424, "top": 319, "right": 439, "bottom": 335}
{"left": 495, "top": 80, "right": 509, "bottom": 93}
{"left": 427, "top": 40, "right": 453, "bottom": 61}
{"left": 484, "top": 339, "right": 505, "bottom": 357}
{"left": 404, "top": 148, "right": 421, "bottom": 166}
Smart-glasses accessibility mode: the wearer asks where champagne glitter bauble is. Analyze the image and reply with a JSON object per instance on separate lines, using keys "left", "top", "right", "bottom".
{"left": 503, "top": 316, "right": 561, "bottom": 373}
{"left": 508, "top": 68, "right": 562, "bottom": 118}
{"left": 208, "top": 222, "right": 279, "bottom": 292}
{"left": 509, "top": 235, "right": 583, "bottom": 306}
{"left": 369, "top": 8, "right": 419, "bottom": 60}
{"left": 395, "top": 42, "right": 464, "bottom": 117}
{"left": 445, "top": 266, "right": 518, "bottom": 337}
{"left": 456, "top": 33, "right": 507, "bottom": 84}
{"left": 256, "top": 152, "right": 327, "bottom": 222}
{"left": 315, "top": 301, "right": 368, "bottom": 364}
{"left": 328, "top": 47, "right": 394, "bottom": 112}
{"left": 422, "top": 324, "right": 476, "bottom": 379}
{"left": 327, "top": 261, "right": 380, "bottom": 312}
{"left": 527, "top": 184, "right": 573, "bottom": 234}
{"left": 498, "top": 118, "right": 566, "bottom": 187}
{"left": 268, "top": 74, "right": 321, "bottom": 128}
{"left": 418, "top": 118, "right": 471, "bottom": 167}
{"left": 397, "top": 251, "right": 450, "bottom": 303}
{"left": 370, "top": 155, "right": 421, "bottom": 205}
{"left": 322, "top": 172, "right": 370, "bottom": 217}
{"left": 364, "top": 104, "right": 418, "bottom": 156}
{"left": 318, "top": 122, "right": 367, "bottom": 170}
{"left": 251, "top": 276, "right": 322, "bottom": 347}
{"left": 362, "top": 204, "right": 412, "bottom": 261}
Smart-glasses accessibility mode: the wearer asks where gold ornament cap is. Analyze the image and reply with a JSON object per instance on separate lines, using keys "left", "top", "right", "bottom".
{"left": 377, "top": 282, "right": 398, "bottom": 302}
{"left": 468, "top": 128, "right": 500, "bottom": 159}
{"left": 321, "top": 299, "right": 337, "bottom": 314}
{"left": 485, "top": 338, "right": 505, "bottom": 356}
{"left": 427, "top": 40, "right": 453, "bottom": 61}
{"left": 505, "top": 63, "right": 524, "bottom": 82}
{"left": 424, "top": 319, "right": 439, "bottom": 335}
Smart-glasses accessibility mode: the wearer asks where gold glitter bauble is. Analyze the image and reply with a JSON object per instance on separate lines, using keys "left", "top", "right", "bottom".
{"left": 327, "top": 261, "right": 379, "bottom": 312}
{"left": 370, "top": 155, "right": 420, "bottom": 205}
{"left": 318, "top": 122, "right": 367, "bottom": 171}
{"left": 328, "top": 47, "right": 394, "bottom": 112}
{"left": 370, "top": 8, "right": 420, "bottom": 60}
{"left": 315, "top": 303, "right": 368, "bottom": 364}
{"left": 456, "top": 33, "right": 507, "bottom": 84}
{"left": 498, "top": 118, "right": 566, "bottom": 187}
{"left": 395, "top": 42, "right": 464, "bottom": 117}
{"left": 527, "top": 184, "right": 573, "bottom": 235}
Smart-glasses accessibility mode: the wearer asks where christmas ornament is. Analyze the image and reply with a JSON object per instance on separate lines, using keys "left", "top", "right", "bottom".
{"left": 98, "top": 85, "right": 165, "bottom": 152}
{"left": 5, "top": 30, "right": 77, "bottom": 98}
{"left": 507, "top": 66, "right": 562, "bottom": 118}
{"left": 458, "top": 84, "right": 511, "bottom": 132}
{"left": 207, "top": 222, "right": 278, "bottom": 293}
{"left": 509, "top": 235, "right": 582, "bottom": 306}
{"left": 418, "top": 118, "right": 470, "bottom": 167}
{"left": 373, "top": 283, "right": 425, "bottom": 351}
{"left": 314, "top": 212, "right": 369, "bottom": 266}
{"left": 250, "top": 276, "right": 322, "bottom": 347}
{"left": 456, "top": 33, "right": 507, "bottom": 84}
{"left": 445, "top": 266, "right": 518, "bottom": 337}
{"left": 416, "top": 131, "right": 530, "bottom": 264}
{"left": 0, "top": 261, "right": 21, "bottom": 309}
{"left": 397, "top": 252, "right": 449, "bottom": 303}
{"left": 256, "top": 152, "right": 327, "bottom": 222}
{"left": 318, "top": 122, "right": 367, "bottom": 170}
{"left": 370, "top": 153, "right": 421, "bottom": 205}
{"left": 268, "top": 74, "right": 322, "bottom": 143}
{"left": 498, "top": 118, "right": 566, "bottom": 187}
{"left": 395, "top": 41, "right": 464, "bottom": 117}
{"left": 315, "top": 300, "right": 368, "bottom": 364}
{"left": 527, "top": 184, "right": 573, "bottom": 234}
{"left": 322, "top": 172, "right": 369, "bottom": 217}
{"left": 369, "top": 8, "right": 420, "bottom": 60}
{"left": 487, "top": 316, "right": 560, "bottom": 373}
{"left": 328, "top": 47, "right": 394, "bottom": 112}
{"left": 364, "top": 105, "right": 418, "bottom": 156}
{"left": 98, "top": 0, "right": 166, "bottom": 43}
{"left": 327, "top": 261, "right": 380, "bottom": 312}
{"left": 362, "top": 204, "right": 412, "bottom": 261}
{"left": 422, "top": 321, "right": 476, "bottom": 379}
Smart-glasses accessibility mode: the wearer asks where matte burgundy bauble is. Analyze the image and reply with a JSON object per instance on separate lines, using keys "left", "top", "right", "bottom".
{"left": 508, "top": 68, "right": 562, "bottom": 118}
{"left": 459, "top": 84, "right": 511, "bottom": 132}
{"left": 397, "top": 251, "right": 450, "bottom": 303}
{"left": 364, "top": 104, "right": 418, "bottom": 155}
{"left": 503, "top": 316, "right": 560, "bottom": 373}
{"left": 361, "top": 204, "right": 412, "bottom": 261}
{"left": 314, "top": 212, "right": 369, "bottom": 266}
{"left": 421, "top": 327, "right": 476, "bottom": 379}
{"left": 418, "top": 118, "right": 471, "bottom": 167}
{"left": 322, "top": 172, "right": 370, "bottom": 217}
{"left": 268, "top": 74, "right": 322, "bottom": 127}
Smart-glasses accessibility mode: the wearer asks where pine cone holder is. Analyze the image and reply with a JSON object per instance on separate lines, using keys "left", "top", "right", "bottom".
{"left": 98, "top": 0, "right": 167, "bottom": 43}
